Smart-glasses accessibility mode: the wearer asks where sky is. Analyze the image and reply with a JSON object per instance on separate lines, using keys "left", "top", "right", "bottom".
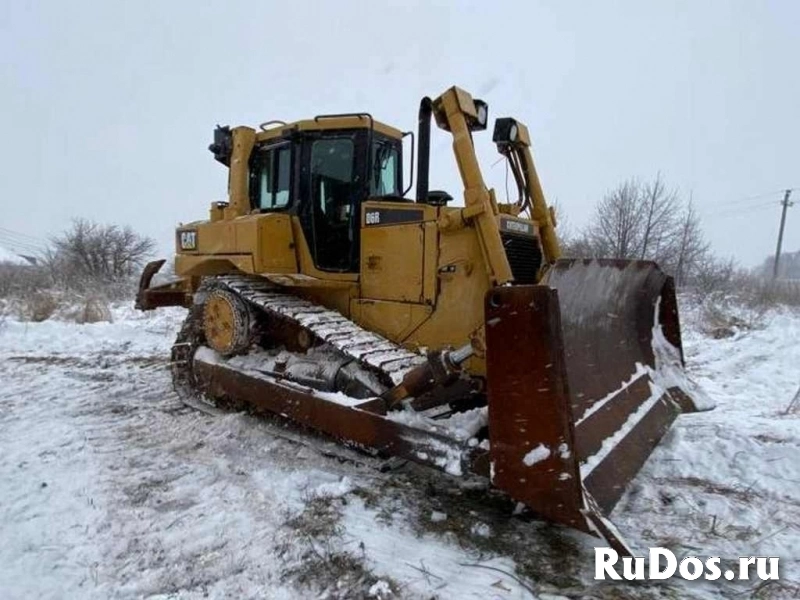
{"left": 1, "top": 0, "right": 797, "bottom": 267}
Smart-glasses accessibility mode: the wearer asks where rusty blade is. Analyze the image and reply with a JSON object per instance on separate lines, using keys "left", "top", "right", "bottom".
{"left": 485, "top": 259, "right": 700, "bottom": 540}
{"left": 484, "top": 285, "right": 633, "bottom": 554}
{"left": 541, "top": 259, "right": 685, "bottom": 420}
{"left": 541, "top": 258, "right": 696, "bottom": 512}
{"left": 484, "top": 285, "right": 584, "bottom": 529}
{"left": 138, "top": 259, "right": 166, "bottom": 292}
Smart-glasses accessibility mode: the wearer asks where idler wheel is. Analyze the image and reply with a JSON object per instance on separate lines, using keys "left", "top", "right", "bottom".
{"left": 202, "top": 289, "right": 252, "bottom": 356}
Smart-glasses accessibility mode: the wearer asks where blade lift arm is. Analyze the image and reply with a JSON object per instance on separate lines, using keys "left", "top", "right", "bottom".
{"left": 426, "top": 87, "right": 561, "bottom": 284}
{"left": 493, "top": 118, "right": 561, "bottom": 264}
{"left": 429, "top": 87, "right": 515, "bottom": 286}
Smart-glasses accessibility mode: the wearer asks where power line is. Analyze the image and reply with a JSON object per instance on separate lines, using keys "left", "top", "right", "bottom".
{"left": 0, "top": 243, "right": 45, "bottom": 257}
{"left": 0, "top": 226, "right": 46, "bottom": 244}
{"left": 0, "top": 234, "right": 47, "bottom": 255}
{"left": 0, "top": 232, "right": 44, "bottom": 247}
{"left": 713, "top": 200, "right": 781, "bottom": 219}
{"left": 0, "top": 226, "right": 49, "bottom": 257}
{"left": 704, "top": 187, "right": 797, "bottom": 208}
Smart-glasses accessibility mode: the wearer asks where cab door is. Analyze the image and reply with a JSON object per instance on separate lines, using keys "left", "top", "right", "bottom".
{"left": 299, "top": 133, "right": 364, "bottom": 272}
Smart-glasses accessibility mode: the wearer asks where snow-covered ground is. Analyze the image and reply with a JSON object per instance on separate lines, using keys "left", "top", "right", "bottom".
{"left": 0, "top": 301, "right": 798, "bottom": 598}
{"left": 0, "top": 246, "right": 30, "bottom": 265}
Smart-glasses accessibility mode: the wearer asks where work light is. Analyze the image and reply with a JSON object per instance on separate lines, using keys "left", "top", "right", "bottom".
{"left": 492, "top": 117, "right": 519, "bottom": 146}
{"left": 472, "top": 99, "right": 489, "bottom": 131}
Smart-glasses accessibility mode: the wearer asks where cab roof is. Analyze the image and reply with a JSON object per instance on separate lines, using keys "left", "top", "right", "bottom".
{"left": 255, "top": 115, "right": 403, "bottom": 143}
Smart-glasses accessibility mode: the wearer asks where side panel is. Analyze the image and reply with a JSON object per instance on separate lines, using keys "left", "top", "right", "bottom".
{"left": 175, "top": 254, "right": 255, "bottom": 277}
{"left": 422, "top": 220, "right": 438, "bottom": 304}
{"left": 405, "top": 225, "right": 491, "bottom": 374}
{"left": 183, "top": 220, "right": 239, "bottom": 255}
{"left": 361, "top": 221, "right": 425, "bottom": 302}
{"left": 175, "top": 214, "right": 298, "bottom": 277}
{"left": 255, "top": 214, "right": 298, "bottom": 273}
{"left": 360, "top": 202, "right": 433, "bottom": 304}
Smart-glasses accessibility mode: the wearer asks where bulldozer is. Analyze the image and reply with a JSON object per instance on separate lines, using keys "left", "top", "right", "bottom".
{"left": 137, "top": 86, "right": 706, "bottom": 554}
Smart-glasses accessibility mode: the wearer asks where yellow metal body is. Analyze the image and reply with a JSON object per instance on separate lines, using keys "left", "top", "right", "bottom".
{"left": 172, "top": 86, "right": 561, "bottom": 377}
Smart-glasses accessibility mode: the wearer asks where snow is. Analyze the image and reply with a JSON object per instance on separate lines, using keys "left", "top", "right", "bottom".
{"left": 1, "top": 298, "right": 798, "bottom": 598}
{"left": 651, "top": 297, "right": 716, "bottom": 411}
{"left": 0, "top": 245, "right": 29, "bottom": 265}
{"left": 470, "top": 522, "right": 492, "bottom": 537}
{"left": 369, "top": 580, "right": 392, "bottom": 598}
{"left": 194, "top": 346, "right": 375, "bottom": 408}
{"left": 522, "top": 443, "right": 551, "bottom": 467}
{"left": 387, "top": 405, "right": 488, "bottom": 441}
{"left": 614, "top": 303, "right": 800, "bottom": 593}
{"left": 339, "top": 498, "right": 534, "bottom": 599}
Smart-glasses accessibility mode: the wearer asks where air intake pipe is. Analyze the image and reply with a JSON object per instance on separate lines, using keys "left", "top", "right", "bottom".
{"left": 416, "top": 97, "right": 433, "bottom": 203}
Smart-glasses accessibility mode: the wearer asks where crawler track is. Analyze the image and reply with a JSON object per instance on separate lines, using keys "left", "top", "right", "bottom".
{"left": 170, "top": 274, "right": 426, "bottom": 403}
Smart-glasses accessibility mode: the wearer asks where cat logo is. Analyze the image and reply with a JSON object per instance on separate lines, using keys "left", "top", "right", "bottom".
{"left": 179, "top": 230, "right": 197, "bottom": 250}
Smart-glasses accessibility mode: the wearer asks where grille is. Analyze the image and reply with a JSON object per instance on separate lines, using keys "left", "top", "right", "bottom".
{"left": 501, "top": 232, "right": 542, "bottom": 284}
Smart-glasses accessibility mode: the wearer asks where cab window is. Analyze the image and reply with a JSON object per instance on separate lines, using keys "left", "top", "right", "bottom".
{"left": 250, "top": 145, "right": 291, "bottom": 210}
{"left": 370, "top": 141, "right": 400, "bottom": 197}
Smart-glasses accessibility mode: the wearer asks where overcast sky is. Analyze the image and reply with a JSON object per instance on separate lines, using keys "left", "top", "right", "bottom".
{"left": 1, "top": 0, "right": 797, "bottom": 267}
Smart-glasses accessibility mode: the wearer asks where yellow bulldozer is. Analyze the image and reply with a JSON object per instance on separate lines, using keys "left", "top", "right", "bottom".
{"left": 137, "top": 86, "right": 705, "bottom": 553}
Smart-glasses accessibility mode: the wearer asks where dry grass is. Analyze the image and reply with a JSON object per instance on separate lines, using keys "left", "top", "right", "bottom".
{"left": 26, "top": 292, "right": 60, "bottom": 322}
{"left": 0, "top": 260, "right": 135, "bottom": 324}
{"left": 278, "top": 492, "right": 399, "bottom": 599}
{"left": 739, "top": 277, "right": 800, "bottom": 310}
{"left": 77, "top": 296, "right": 113, "bottom": 324}
{"left": 5, "top": 292, "right": 114, "bottom": 324}
{"left": 0, "top": 263, "right": 115, "bottom": 324}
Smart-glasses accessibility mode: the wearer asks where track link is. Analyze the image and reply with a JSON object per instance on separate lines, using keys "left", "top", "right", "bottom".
{"left": 213, "top": 275, "right": 425, "bottom": 386}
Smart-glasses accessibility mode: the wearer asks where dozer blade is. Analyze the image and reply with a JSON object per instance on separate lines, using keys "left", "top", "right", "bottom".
{"left": 485, "top": 259, "right": 707, "bottom": 551}
{"left": 135, "top": 259, "right": 190, "bottom": 311}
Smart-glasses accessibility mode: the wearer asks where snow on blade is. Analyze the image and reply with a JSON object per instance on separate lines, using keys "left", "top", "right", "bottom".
{"left": 575, "top": 362, "right": 650, "bottom": 425}
{"left": 522, "top": 443, "right": 550, "bottom": 466}
{"left": 650, "top": 297, "right": 715, "bottom": 411}
{"left": 580, "top": 381, "right": 667, "bottom": 479}
{"left": 386, "top": 405, "right": 488, "bottom": 441}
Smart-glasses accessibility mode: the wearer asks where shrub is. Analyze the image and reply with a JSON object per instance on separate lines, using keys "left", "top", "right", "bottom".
{"left": 25, "top": 292, "right": 60, "bottom": 322}
{"left": 1, "top": 219, "right": 155, "bottom": 321}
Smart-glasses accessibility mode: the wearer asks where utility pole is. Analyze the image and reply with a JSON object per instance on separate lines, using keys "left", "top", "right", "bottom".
{"left": 773, "top": 189, "right": 794, "bottom": 280}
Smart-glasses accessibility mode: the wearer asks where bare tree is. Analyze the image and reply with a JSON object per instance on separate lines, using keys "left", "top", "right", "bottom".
{"left": 673, "top": 200, "right": 710, "bottom": 287}
{"left": 685, "top": 254, "right": 736, "bottom": 296}
{"left": 48, "top": 219, "right": 155, "bottom": 290}
{"left": 572, "top": 176, "right": 710, "bottom": 287}
{"left": 585, "top": 179, "right": 646, "bottom": 259}
{"left": 639, "top": 174, "right": 680, "bottom": 262}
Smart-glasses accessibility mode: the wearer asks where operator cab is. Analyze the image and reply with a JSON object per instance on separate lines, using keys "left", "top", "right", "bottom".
{"left": 212, "top": 116, "right": 405, "bottom": 273}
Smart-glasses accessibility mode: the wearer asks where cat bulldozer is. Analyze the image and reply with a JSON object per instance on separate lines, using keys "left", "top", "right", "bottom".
{"left": 137, "top": 86, "right": 707, "bottom": 553}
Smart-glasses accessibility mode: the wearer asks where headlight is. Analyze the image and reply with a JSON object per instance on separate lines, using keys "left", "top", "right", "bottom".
{"left": 492, "top": 117, "right": 520, "bottom": 146}
{"left": 472, "top": 99, "right": 489, "bottom": 131}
